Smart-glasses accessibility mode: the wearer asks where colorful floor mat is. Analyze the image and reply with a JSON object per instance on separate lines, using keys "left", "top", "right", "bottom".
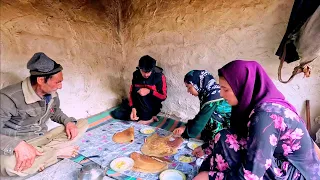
{"left": 76, "top": 120, "right": 196, "bottom": 180}
{"left": 70, "top": 107, "right": 186, "bottom": 180}
{"left": 86, "top": 108, "right": 185, "bottom": 132}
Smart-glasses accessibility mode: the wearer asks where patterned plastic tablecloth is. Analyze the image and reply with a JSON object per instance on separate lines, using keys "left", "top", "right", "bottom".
{"left": 76, "top": 120, "right": 199, "bottom": 180}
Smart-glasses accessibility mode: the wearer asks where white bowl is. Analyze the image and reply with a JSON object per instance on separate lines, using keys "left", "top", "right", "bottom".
{"left": 110, "top": 157, "right": 134, "bottom": 172}
{"left": 159, "top": 169, "right": 186, "bottom": 180}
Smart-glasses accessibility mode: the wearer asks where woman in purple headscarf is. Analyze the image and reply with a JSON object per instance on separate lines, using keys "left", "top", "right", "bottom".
{"left": 193, "top": 60, "right": 320, "bottom": 180}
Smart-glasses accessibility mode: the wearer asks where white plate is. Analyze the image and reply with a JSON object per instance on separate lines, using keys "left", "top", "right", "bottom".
{"left": 140, "top": 127, "right": 155, "bottom": 135}
{"left": 159, "top": 169, "right": 186, "bottom": 180}
{"left": 174, "top": 153, "right": 196, "bottom": 164}
{"left": 187, "top": 141, "right": 203, "bottom": 150}
{"left": 110, "top": 157, "right": 134, "bottom": 172}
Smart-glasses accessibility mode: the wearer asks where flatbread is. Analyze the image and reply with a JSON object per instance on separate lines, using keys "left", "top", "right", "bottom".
{"left": 130, "top": 152, "right": 168, "bottom": 173}
{"left": 141, "top": 133, "right": 179, "bottom": 157}
{"left": 112, "top": 126, "right": 134, "bottom": 143}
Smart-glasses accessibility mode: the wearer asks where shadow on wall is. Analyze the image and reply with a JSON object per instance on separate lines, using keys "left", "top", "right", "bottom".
{"left": 0, "top": 72, "right": 23, "bottom": 89}
{"left": 310, "top": 115, "right": 320, "bottom": 139}
{"left": 104, "top": 74, "right": 127, "bottom": 101}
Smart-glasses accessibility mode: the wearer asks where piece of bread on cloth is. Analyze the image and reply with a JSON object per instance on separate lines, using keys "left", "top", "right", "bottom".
{"left": 141, "top": 133, "right": 181, "bottom": 157}
{"left": 112, "top": 126, "right": 134, "bottom": 143}
{"left": 130, "top": 152, "right": 168, "bottom": 173}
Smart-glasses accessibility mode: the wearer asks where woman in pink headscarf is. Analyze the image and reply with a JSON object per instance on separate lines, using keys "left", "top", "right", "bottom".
{"left": 193, "top": 60, "right": 320, "bottom": 180}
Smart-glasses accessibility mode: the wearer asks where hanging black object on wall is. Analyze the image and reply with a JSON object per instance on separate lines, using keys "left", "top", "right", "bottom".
{"left": 276, "top": 0, "right": 320, "bottom": 83}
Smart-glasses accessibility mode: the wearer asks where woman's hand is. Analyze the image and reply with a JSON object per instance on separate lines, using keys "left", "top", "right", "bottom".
{"left": 173, "top": 126, "right": 186, "bottom": 136}
{"left": 192, "top": 146, "right": 204, "bottom": 158}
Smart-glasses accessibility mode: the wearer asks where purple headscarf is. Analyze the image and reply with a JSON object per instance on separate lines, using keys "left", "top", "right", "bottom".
{"left": 218, "top": 60, "right": 297, "bottom": 136}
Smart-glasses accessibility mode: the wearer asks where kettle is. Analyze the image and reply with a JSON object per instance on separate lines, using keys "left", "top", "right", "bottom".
{"left": 78, "top": 163, "right": 105, "bottom": 180}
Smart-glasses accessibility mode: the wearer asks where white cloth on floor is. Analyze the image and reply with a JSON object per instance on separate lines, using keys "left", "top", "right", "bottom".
{"left": 46, "top": 118, "right": 62, "bottom": 131}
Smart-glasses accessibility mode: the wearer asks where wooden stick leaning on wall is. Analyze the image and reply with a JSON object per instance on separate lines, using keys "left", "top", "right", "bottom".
{"left": 305, "top": 100, "right": 320, "bottom": 159}
{"left": 306, "top": 100, "right": 311, "bottom": 132}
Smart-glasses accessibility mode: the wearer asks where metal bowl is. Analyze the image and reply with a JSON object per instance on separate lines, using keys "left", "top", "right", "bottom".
{"left": 78, "top": 163, "right": 105, "bottom": 180}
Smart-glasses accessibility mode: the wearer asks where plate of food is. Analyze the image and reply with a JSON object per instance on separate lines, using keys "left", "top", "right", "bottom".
{"left": 159, "top": 169, "right": 186, "bottom": 180}
{"left": 174, "top": 153, "right": 196, "bottom": 164}
{"left": 140, "top": 127, "right": 155, "bottom": 135}
{"left": 187, "top": 141, "right": 203, "bottom": 150}
{"left": 110, "top": 157, "right": 134, "bottom": 172}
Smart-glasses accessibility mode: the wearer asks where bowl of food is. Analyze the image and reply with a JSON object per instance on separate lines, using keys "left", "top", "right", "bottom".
{"left": 174, "top": 153, "right": 196, "bottom": 164}
{"left": 110, "top": 157, "right": 134, "bottom": 172}
{"left": 159, "top": 169, "right": 186, "bottom": 180}
{"left": 140, "top": 127, "right": 155, "bottom": 135}
{"left": 187, "top": 141, "right": 203, "bottom": 150}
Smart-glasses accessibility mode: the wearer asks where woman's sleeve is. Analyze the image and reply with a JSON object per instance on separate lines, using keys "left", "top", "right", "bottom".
{"left": 182, "top": 103, "right": 215, "bottom": 139}
{"left": 200, "top": 130, "right": 243, "bottom": 179}
{"left": 241, "top": 111, "right": 281, "bottom": 179}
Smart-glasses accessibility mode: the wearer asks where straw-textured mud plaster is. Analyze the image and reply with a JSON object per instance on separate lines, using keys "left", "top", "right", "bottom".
{"left": 1, "top": 0, "right": 319, "bottom": 134}
{"left": 119, "top": 0, "right": 320, "bottom": 132}
{"left": 1, "top": 0, "right": 125, "bottom": 117}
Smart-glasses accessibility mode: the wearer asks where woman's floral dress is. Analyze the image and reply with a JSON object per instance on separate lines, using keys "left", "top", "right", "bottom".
{"left": 199, "top": 103, "right": 320, "bottom": 180}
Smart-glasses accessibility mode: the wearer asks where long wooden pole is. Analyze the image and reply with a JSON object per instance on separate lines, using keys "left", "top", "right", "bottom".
{"left": 306, "top": 100, "right": 311, "bottom": 132}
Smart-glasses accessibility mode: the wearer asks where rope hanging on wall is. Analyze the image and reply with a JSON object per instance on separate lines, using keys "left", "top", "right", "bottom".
{"left": 277, "top": 44, "right": 314, "bottom": 83}
{"left": 276, "top": 2, "right": 319, "bottom": 83}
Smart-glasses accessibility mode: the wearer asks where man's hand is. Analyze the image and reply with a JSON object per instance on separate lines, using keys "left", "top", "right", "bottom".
{"left": 14, "top": 141, "right": 43, "bottom": 172}
{"left": 173, "top": 126, "right": 186, "bottom": 136}
{"left": 138, "top": 88, "right": 150, "bottom": 96}
{"left": 192, "top": 146, "right": 204, "bottom": 158}
{"left": 66, "top": 122, "right": 78, "bottom": 140}
{"left": 130, "top": 108, "right": 139, "bottom": 121}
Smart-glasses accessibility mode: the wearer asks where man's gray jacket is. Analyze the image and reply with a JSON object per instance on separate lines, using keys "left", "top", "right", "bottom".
{"left": 0, "top": 77, "right": 76, "bottom": 155}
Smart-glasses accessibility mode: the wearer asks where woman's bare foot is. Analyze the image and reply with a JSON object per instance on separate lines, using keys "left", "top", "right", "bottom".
{"left": 57, "top": 146, "right": 79, "bottom": 159}
{"left": 138, "top": 119, "right": 154, "bottom": 125}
